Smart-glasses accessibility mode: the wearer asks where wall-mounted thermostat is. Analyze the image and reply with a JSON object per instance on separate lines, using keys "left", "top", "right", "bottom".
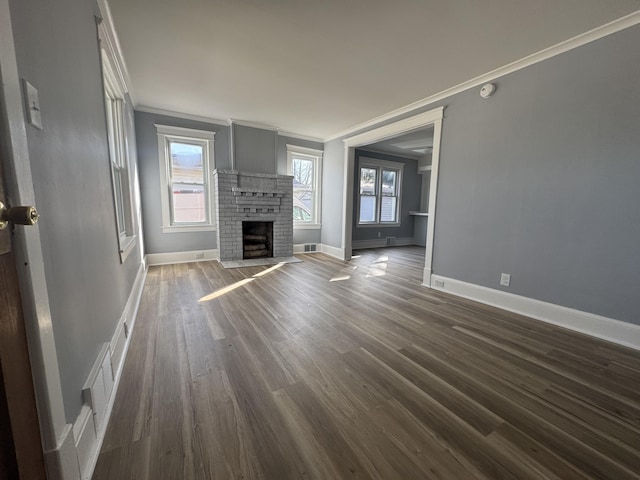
{"left": 480, "top": 83, "right": 496, "bottom": 99}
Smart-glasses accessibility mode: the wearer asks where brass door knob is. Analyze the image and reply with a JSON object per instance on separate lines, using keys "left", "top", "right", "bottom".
{"left": 0, "top": 201, "right": 39, "bottom": 230}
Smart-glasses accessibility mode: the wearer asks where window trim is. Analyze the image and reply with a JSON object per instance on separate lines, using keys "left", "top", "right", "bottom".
{"left": 101, "top": 49, "right": 137, "bottom": 262}
{"left": 156, "top": 124, "right": 216, "bottom": 233}
{"left": 287, "top": 145, "right": 323, "bottom": 229}
{"left": 357, "top": 157, "right": 403, "bottom": 227}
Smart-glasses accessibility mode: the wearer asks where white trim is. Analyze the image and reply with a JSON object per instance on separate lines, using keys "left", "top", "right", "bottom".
{"left": 0, "top": 1, "right": 74, "bottom": 476}
{"left": 343, "top": 108, "right": 445, "bottom": 147}
{"left": 325, "top": 11, "right": 640, "bottom": 142}
{"left": 96, "top": 0, "right": 135, "bottom": 103}
{"left": 136, "top": 105, "right": 229, "bottom": 126}
{"left": 161, "top": 225, "right": 217, "bottom": 234}
{"left": 145, "top": 249, "right": 219, "bottom": 266}
{"left": 430, "top": 274, "right": 640, "bottom": 352}
{"left": 320, "top": 243, "right": 345, "bottom": 260}
{"left": 287, "top": 144, "right": 323, "bottom": 227}
{"left": 341, "top": 107, "right": 444, "bottom": 286}
{"left": 74, "top": 264, "right": 146, "bottom": 480}
{"left": 229, "top": 118, "right": 279, "bottom": 131}
{"left": 351, "top": 237, "right": 414, "bottom": 249}
{"left": 156, "top": 124, "right": 216, "bottom": 231}
{"left": 278, "top": 130, "right": 324, "bottom": 143}
{"left": 155, "top": 124, "right": 217, "bottom": 140}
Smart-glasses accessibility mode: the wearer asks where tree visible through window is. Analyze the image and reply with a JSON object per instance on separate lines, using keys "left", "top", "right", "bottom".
{"left": 287, "top": 146, "right": 323, "bottom": 226}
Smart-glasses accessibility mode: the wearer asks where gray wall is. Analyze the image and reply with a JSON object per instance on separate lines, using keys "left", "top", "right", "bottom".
{"left": 277, "top": 135, "right": 324, "bottom": 245}
{"left": 9, "top": 0, "right": 143, "bottom": 421}
{"left": 431, "top": 25, "right": 640, "bottom": 324}
{"left": 233, "top": 124, "right": 277, "bottom": 174}
{"left": 135, "top": 111, "right": 230, "bottom": 254}
{"left": 325, "top": 25, "right": 640, "bottom": 325}
{"left": 352, "top": 150, "right": 420, "bottom": 242}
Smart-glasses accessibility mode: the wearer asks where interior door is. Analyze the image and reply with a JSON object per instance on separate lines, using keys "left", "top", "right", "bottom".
{"left": 0, "top": 146, "right": 46, "bottom": 478}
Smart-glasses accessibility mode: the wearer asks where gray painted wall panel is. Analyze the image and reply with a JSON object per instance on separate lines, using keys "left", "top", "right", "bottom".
{"left": 432, "top": 26, "right": 640, "bottom": 324}
{"left": 233, "top": 124, "right": 277, "bottom": 174}
{"left": 352, "top": 150, "right": 420, "bottom": 241}
{"left": 135, "top": 111, "right": 230, "bottom": 254}
{"left": 9, "top": 0, "right": 143, "bottom": 421}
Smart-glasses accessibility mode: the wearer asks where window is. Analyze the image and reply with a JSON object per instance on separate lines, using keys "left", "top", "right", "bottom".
{"left": 287, "top": 145, "right": 322, "bottom": 228}
{"left": 157, "top": 125, "right": 215, "bottom": 232}
{"left": 358, "top": 158, "right": 403, "bottom": 225}
{"left": 102, "top": 50, "right": 136, "bottom": 261}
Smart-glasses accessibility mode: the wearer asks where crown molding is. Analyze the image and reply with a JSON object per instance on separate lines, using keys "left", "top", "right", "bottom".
{"left": 228, "top": 119, "right": 279, "bottom": 131}
{"left": 278, "top": 130, "right": 324, "bottom": 143}
{"left": 325, "top": 10, "right": 640, "bottom": 142}
{"left": 136, "top": 105, "right": 229, "bottom": 126}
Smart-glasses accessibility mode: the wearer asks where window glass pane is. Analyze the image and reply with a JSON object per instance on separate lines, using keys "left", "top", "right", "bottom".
{"left": 113, "top": 169, "right": 126, "bottom": 234}
{"left": 170, "top": 141, "right": 204, "bottom": 184}
{"left": 172, "top": 183, "right": 206, "bottom": 223}
{"left": 359, "top": 196, "right": 377, "bottom": 223}
{"left": 381, "top": 170, "right": 397, "bottom": 196}
{"left": 380, "top": 196, "right": 397, "bottom": 222}
{"left": 360, "top": 167, "right": 377, "bottom": 195}
{"left": 292, "top": 157, "right": 315, "bottom": 222}
{"left": 292, "top": 157, "right": 314, "bottom": 189}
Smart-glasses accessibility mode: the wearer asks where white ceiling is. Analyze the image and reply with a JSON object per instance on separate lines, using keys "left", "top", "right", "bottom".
{"left": 107, "top": 0, "right": 640, "bottom": 140}
{"left": 364, "top": 127, "right": 434, "bottom": 160}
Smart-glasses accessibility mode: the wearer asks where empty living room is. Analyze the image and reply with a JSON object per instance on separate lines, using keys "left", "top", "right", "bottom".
{"left": 1, "top": 1, "right": 639, "bottom": 479}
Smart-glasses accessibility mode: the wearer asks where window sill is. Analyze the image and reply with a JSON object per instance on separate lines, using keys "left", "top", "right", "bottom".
{"left": 357, "top": 223, "right": 401, "bottom": 228}
{"left": 118, "top": 234, "right": 137, "bottom": 263}
{"left": 161, "top": 225, "right": 216, "bottom": 234}
{"left": 294, "top": 223, "right": 321, "bottom": 230}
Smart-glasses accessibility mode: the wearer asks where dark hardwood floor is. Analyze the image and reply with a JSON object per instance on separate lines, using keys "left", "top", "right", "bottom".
{"left": 93, "top": 246, "right": 640, "bottom": 479}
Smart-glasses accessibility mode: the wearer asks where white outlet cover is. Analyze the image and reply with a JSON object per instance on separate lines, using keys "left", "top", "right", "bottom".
{"left": 500, "top": 273, "right": 511, "bottom": 287}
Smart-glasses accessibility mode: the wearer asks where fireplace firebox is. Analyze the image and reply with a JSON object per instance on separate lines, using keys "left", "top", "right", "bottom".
{"left": 242, "top": 221, "right": 273, "bottom": 259}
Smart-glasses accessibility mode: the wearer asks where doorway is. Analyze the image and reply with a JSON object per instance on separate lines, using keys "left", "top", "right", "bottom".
{"left": 342, "top": 107, "right": 444, "bottom": 286}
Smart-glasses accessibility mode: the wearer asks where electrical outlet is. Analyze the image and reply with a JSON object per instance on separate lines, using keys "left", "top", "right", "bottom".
{"left": 500, "top": 273, "right": 511, "bottom": 287}
{"left": 434, "top": 279, "right": 445, "bottom": 288}
{"left": 195, "top": 252, "right": 205, "bottom": 259}
{"left": 377, "top": 232, "right": 381, "bottom": 238}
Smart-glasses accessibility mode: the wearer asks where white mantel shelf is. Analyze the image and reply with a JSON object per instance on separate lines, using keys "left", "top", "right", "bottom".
{"left": 410, "top": 211, "right": 429, "bottom": 216}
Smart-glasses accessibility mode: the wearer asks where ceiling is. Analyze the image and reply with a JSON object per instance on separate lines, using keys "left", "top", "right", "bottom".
{"left": 107, "top": 0, "right": 640, "bottom": 140}
{"left": 363, "top": 127, "right": 434, "bottom": 160}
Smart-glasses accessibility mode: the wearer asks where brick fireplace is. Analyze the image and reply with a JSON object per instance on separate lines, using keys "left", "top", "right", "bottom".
{"left": 214, "top": 170, "right": 293, "bottom": 261}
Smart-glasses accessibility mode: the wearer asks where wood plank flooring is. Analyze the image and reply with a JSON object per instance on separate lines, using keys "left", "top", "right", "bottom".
{"left": 92, "top": 247, "right": 640, "bottom": 479}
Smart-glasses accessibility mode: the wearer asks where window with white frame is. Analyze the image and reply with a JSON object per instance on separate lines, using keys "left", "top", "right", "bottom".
{"left": 287, "top": 145, "right": 322, "bottom": 227}
{"left": 358, "top": 158, "right": 403, "bottom": 225}
{"left": 156, "top": 125, "right": 215, "bottom": 232}
{"left": 102, "top": 50, "right": 136, "bottom": 261}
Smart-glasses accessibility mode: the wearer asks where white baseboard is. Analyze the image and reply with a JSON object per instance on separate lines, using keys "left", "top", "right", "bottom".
{"left": 430, "top": 274, "right": 640, "bottom": 352}
{"left": 73, "top": 263, "right": 147, "bottom": 480}
{"left": 43, "top": 423, "right": 81, "bottom": 480}
{"left": 320, "top": 243, "right": 345, "bottom": 260}
{"left": 145, "top": 248, "right": 218, "bottom": 266}
{"left": 351, "top": 237, "right": 415, "bottom": 250}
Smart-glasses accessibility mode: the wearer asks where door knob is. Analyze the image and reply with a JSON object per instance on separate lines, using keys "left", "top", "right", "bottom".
{"left": 0, "top": 201, "right": 39, "bottom": 230}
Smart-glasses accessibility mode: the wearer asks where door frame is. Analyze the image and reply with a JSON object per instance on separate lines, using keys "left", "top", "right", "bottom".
{"left": 341, "top": 107, "right": 444, "bottom": 286}
{"left": 0, "top": 0, "right": 79, "bottom": 477}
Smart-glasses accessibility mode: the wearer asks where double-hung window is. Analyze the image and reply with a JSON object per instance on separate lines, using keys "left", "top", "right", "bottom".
{"left": 358, "top": 158, "right": 403, "bottom": 225}
{"left": 157, "top": 125, "right": 215, "bottom": 232}
{"left": 287, "top": 145, "right": 322, "bottom": 228}
{"left": 102, "top": 49, "right": 136, "bottom": 261}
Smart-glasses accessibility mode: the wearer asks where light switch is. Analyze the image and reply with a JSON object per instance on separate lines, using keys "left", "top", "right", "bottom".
{"left": 23, "top": 80, "right": 43, "bottom": 130}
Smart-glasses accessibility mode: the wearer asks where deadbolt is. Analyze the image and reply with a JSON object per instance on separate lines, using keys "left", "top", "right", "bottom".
{"left": 0, "top": 201, "right": 39, "bottom": 230}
